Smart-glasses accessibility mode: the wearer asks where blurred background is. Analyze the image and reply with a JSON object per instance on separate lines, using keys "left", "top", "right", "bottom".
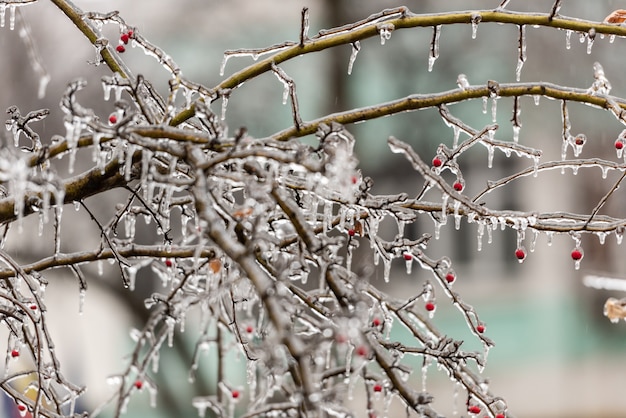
{"left": 2, "top": 0, "right": 626, "bottom": 417}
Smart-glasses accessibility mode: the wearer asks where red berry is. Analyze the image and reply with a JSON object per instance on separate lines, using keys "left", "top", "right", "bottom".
{"left": 165, "top": 259, "right": 173, "bottom": 267}
{"left": 351, "top": 175, "right": 358, "bottom": 184}
{"left": 355, "top": 345, "right": 368, "bottom": 357}
{"left": 335, "top": 334, "right": 347, "bottom": 344}
{"left": 127, "top": 30, "right": 134, "bottom": 38}
{"left": 348, "top": 229, "right": 355, "bottom": 236}
{"left": 445, "top": 273, "right": 455, "bottom": 283}
{"left": 245, "top": 325, "right": 254, "bottom": 333}
{"left": 403, "top": 253, "right": 412, "bottom": 261}
{"left": 432, "top": 157, "right": 442, "bottom": 167}
{"left": 571, "top": 249, "right": 583, "bottom": 260}
{"left": 29, "top": 304, "right": 37, "bottom": 310}
{"left": 11, "top": 349, "right": 19, "bottom": 358}
{"left": 515, "top": 248, "right": 525, "bottom": 260}
{"left": 495, "top": 414, "right": 505, "bottom": 418}
{"left": 17, "top": 404, "right": 26, "bottom": 412}
{"left": 231, "top": 390, "right": 240, "bottom": 399}
{"left": 372, "top": 318, "right": 381, "bottom": 327}
{"left": 134, "top": 380, "right": 143, "bottom": 389}
{"left": 425, "top": 302, "right": 435, "bottom": 312}
{"left": 373, "top": 383, "right": 383, "bottom": 392}
{"left": 108, "top": 114, "right": 117, "bottom": 124}
{"left": 116, "top": 44, "right": 126, "bottom": 53}
{"left": 468, "top": 405, "right": 481, "bottom": 414}
{"left": 574, "top": 135, "right": 585, "bottom": 146}
{"left": 120, "top": 33, "right": 130, "bottom": 44}
{"left": 453, "top": 181, "right": 463, "bottom": 192}
{"left": 476, "top": 324, "right": 486, "bottom": 333}
{"left": 616, "top": 140, "right": 624, "bottom": 150}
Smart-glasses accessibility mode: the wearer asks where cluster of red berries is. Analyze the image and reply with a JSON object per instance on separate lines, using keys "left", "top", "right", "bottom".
{"left": 116, "top": 29, "right": 134, "bottom": 53}
{"left": 432, "top": 156, "right": 464, "bottom": 191}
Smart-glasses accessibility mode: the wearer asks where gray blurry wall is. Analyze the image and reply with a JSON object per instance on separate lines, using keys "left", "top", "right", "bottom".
{"left": 2, "top": 1, "right": 626, "bottom": 417}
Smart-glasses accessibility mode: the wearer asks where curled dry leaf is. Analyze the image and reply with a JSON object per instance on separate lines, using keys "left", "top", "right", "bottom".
{"left": 604, "top": 297, "right": 626, "bottom": 323}
{"left": 604, "top": 9, "right": 626, "bottom": 24}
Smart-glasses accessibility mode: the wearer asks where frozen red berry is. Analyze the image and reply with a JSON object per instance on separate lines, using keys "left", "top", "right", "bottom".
{"left": 134, "top": 380, "right": 143, "bottom": 389}
{"left": 355, "top": 345, "right": 368, "bottom": 357}
{"left": 571, "top": 249, "right": 583, "bottom": 260}
{"left": 373, "top": 383, "right": 383, "bottom": 392}
{"left": 335, "top": 333, "right": 347, "bottom": 344}
{"left": 616, "top": 140, "right": 624, "bottom": 150}
{"left": 453, "top": 181, "right": 463, "bottom": 192}
{"left": 432, "top": 157, "right": 442, "bottom": 167}
{"left": 165, "top": 259, "right": 173, "bottom": 268}
{"left": 245, "top": 325, "right": 254, "bottom": 333}
{"left": 476, "top": 324, "right": 486, "bottom": 333}
{"left": 29, "top": 304, "right": 37, "bottom": 310}
{"left": 16, "top": 404, "right": 26, "bottom": 412}
{"left": 108, "top": 114, "right": 117, "bottom": 124}
{"left": 515, "top": 248, "right": 525, "bottom": 260}
{"left": 11, "top": 349, "right": 19, "bottom": 358}
{"left": 495, "top": 414, "right": 505, "bottom": 418}
{"left": 120, "top": 33, "right": 130, "bottom": 44}
{"left": 116, "top": 44, "right": 126, "bottom": 53}
{"left": 348, "top": 229, "right": 355, "bottom": 236}
{"left": 468, "top": 405, "right": 481, "bottom": 414}
{"left": 351, "top": 175, "right": 358, "bottom": 184}
{"left": 445, "top": 273, "right": 455, "bottom": 283}
{"left": 127, "top": 30, "right": 134, "bottom": 38}
{"left": 425, "top": 302, "right": 435, "bottom": 312}
{"left": 403, "top": 253, "right": 412, "bottom": 261}
{"left": 231, "top": 390, "right": 240, "bottom": 399}
{"left": 372, "top": 318, "right": 381, "bottom": 327}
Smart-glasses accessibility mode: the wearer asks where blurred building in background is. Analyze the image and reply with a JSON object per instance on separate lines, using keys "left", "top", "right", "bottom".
{"left": 1, "top": 1, "right": 626, "bottom": 417}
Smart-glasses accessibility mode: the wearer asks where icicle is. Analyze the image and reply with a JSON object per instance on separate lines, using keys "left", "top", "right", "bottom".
{"left": 383, "top": 256, "right": 391, "bottom": 283}
{"left": 7, "top": 4, "right": 15, "bottom": 30}
{"left": 471, "top": 13, "right": 481, "bottom": 39}
{"left": 565, "top": 29, "right": 572, "bottom": 49}
{"left": 477, "top": 222, "right": 484, "bottom": 251}
{"left": 421, "top": 357, "right": 430, "bottom": 391}
{"left": 482, "top": 96, "right": 488, "bottom": 114}
{"left": 377, "top": 23, "right": 394, "bottom": 45}
{"left": 347, "top": 41, "right": 360, "bottom": 75}
{"left": 516, "top": 25, "right": 526, "bottom": 81}
{"left": 441, "top": 194, "right": 449, "bottom": 222}
{"left": 533, "top": 95, "right": 540, "bottom": 106}
{"left": 78, "top": 289, "right": 86, "bottom": 315}
{"left": 220, "top": 95, "right": 228, "bottom": 121}
{"left": 0, "top": 4, "right": 5, "bottom": 28}
{"left": 491, "top": 97, "right": 498, "bottom": 123}
{"left": 513, "top": 125, "right": 520, "bottom": 143}
{"left": 428, "top": 25, "right": 441, "bottom": 72}
{"left": 487, "top": 144, "right": 494, "bottom": 168}
{"left": 453, "top": 200, "right": 462, "bottom": 230}
{"left": 587, "top": 28, "right": 595, "bottom": 54}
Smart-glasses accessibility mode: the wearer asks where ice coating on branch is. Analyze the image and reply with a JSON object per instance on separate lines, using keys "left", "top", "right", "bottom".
{"left": 428, "top": 25, "right": 441, "bottom": 72}
{"left": 347, "top": 41, "right": 360, "bottom": 75}
{"left": 457, "top": 74, "right": 469, "bottom": 90}
{"left": 565, "top": 29, "right": 572, "bottom": 49}
{"left": 589, "top": 62, "right": 611, "bottom": 95}
{"left": 516, "top": 25, "right": 526, "bottom": 81}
